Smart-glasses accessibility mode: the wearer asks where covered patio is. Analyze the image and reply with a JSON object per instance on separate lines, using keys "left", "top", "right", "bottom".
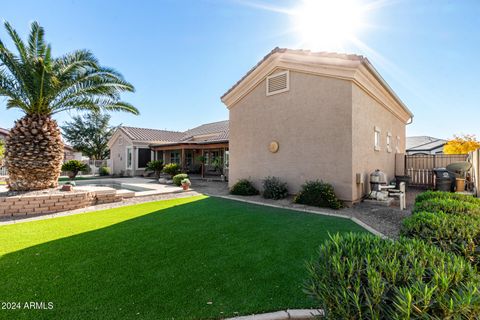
{"left": 150, "top": 141, "right": 229, "bottom": 179}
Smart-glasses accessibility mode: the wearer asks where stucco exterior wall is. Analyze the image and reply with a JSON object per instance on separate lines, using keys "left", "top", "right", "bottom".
{"left": 229, "top": 70, "right": 354, "bottom": 200}
{"left": 351, "top": 83, "right": 406, "bottom": 201}
{"left": 109, "top": 132, "right": 132, "bottom": 175}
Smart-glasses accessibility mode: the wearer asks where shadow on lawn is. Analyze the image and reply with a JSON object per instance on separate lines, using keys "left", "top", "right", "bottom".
{"left": 0, "top": 197, "right": 365, "bottom": 320}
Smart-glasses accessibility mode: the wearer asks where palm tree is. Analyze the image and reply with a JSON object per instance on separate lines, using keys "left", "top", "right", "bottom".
{"left": 0, "top": 21, "right": 138, "bottom": 191}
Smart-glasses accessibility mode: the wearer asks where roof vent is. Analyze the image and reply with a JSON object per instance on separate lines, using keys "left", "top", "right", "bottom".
{"left": 266, "top": 71, "right": 289, "bottom": 96}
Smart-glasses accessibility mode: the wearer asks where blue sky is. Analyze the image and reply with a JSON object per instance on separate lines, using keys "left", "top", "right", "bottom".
{"left": 0, "top": 0, "right": 479, "bottom": 139}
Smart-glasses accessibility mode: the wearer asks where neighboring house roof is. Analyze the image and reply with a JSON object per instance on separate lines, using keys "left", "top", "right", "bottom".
{"left": 0, "top": 127, "right": 9, "bottom": 138}
{"left": 406, "top": 136, "right": 446, "bottom": 152}
{"left": 221, "top": 47, "right": 413, "bottom": 123}
{"left": 118, "top": 127, "right": 184, "bottom": 144}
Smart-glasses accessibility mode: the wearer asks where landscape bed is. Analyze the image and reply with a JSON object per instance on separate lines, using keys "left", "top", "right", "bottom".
{"left": 0, "top": 196, "right": 365, "bottom": 319}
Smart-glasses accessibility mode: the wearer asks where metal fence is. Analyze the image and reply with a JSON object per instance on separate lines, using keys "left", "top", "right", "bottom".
{"left": 405, "top": 154, "right": 469, "bottom": 187}
{"left": 0, "top": 166, "right": 7, "bottom": 176}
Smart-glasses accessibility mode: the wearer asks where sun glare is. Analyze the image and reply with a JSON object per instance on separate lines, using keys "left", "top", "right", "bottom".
{"left": 292, "top": 0, "right": 366, "bottom": 51}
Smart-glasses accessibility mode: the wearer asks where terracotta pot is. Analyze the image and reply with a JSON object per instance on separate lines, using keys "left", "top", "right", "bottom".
{"left": 61, "top": 185, "right": 73, "bottom": 192}
{"left": 182, "top": 184, "right": 189, "bottom": 190}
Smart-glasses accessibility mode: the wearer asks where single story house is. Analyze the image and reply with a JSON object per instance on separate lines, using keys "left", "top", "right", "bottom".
{"left": 108, "top": 121, "right": 229, "bottom": 177}
{"left": 221, "top": 48, "right": 414, "bottom": 204}
{"left": 406, "top": 136, "right": 446, "bottom": 155}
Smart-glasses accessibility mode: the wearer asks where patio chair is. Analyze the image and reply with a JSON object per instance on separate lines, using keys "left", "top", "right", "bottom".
{"left": 388, "top": 182, "right": 406, "bottom": 210}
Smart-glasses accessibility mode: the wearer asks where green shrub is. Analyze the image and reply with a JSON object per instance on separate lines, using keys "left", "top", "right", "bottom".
{"left": 173, "top": 173, "right": 189, "bottom": 186}
{"left": 305, "top": 233, "right": 480, "bottom": 319}
{"left": 61, "top": 160, "right": 89, "bottom": 179}
{"left": 402, "top": 211, "right": 480, "bottom": 267}
{"left": 163, "top": 163, "right": 180, "bottom": 177}
{"left": 99, "top": 166, "right": 110, "bottom": 176}
{"left": 145, "top": 160, "right": 164, "bottom": 178}
{"left": 416, "top": 190, "right": 480, "bottom": 205}
{"left": 262, "top": 176, "right": 288, "bottom": 200}
{"left": 293, "top": 180, "right": 342, "bottom": 209}
{"left": 230, "top": 179, "right": 259, "bottom": 196}
{"left": 413, "top": 198, "right": 480, "bottom": 216}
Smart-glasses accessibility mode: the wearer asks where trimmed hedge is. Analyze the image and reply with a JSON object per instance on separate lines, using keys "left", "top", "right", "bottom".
{"left": 402, "top": 211, "right": 480, "bottom": 267}
{"left": 262, "top": 176, "right": 288, "bottom": 200}
{"left": 173, "top": 174, "right": 189, "bottom": 186}
{"left": 294, "top": 180, "right": 342, "bottom": 209}
{"left": 230, "top": 179, "right": 259, "bottom": 196}
{"left": 415, "top": 191, "right": 480, "bottom": 205}
{"left": 413, "top": 198, "right": 480, "bottom": 216}
{"left": 306, "top": 233, "right": 480, "bottom": 319}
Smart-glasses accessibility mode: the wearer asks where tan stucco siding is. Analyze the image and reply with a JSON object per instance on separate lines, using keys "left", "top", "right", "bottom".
{"left": 351, "top": 83, "right": 406, "bottom": 201}
{"left": 109, "top": 132, "right": 132, "bottom": 175}
{"left": 229, "top": 70, "right": 354, "bottom": 200}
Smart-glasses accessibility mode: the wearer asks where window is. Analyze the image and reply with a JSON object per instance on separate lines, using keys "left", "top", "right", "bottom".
{"left": 138, "top": 148, "right": 152, "bottom": 168}
{"left": 266, "top": 71, "right": 289, "bottom": 96}
{"left": 185, "top": 151, "right": 193, "bottom": 167}
{"left": 386, "top": 132, "right": 392, "bottom": 153}
{"left": 155, "top": 151, "right": 163, "bottom": 162}
{"left": 224, "top": 150, "right": 229, "bottom": 168}
{"left": 170, "top": 151, "right": 180, "bottom": 164}
{"left": 374, "top": 127, "right": 381, "bottom": 151}
{"left": 126, "top": 147, "right": 132, "bottom": 169}
{"left": 396, "top": 136, "right": 401, "bottom": 153}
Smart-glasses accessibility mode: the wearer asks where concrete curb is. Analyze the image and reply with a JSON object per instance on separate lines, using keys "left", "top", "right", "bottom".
{"left": 210, "top": 194, "right": 387, "bottom": 238}
{"left": 225, "top": 309, "right": 324, "bottom": 320}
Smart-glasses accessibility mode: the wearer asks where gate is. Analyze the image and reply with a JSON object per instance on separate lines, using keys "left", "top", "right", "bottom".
{"left": 405, "top": 154, "right": 468, "bottom": 187}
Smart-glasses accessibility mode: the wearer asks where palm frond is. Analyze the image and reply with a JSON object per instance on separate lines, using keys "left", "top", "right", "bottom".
{"left": 0, "top": 21, "right": 137, "bottom": 117}
{"left": 4, "top": 21, "right": 28, "bottom": 63}
{"left": 28, "top": 21, "right": 47, "bottom": 58}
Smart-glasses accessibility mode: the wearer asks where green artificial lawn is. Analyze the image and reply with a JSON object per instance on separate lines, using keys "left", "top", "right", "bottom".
{"left": 0, "top": 196, "right": 366, "bottom": 319}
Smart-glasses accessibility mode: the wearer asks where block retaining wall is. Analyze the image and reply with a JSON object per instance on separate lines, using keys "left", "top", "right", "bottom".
{"left": 0, "top": 190, "right": 123, "bottom": 216}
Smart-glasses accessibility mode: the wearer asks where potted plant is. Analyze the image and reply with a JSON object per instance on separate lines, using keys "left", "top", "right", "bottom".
{"left": 61, "top": 160, "right": 89, "bottom": 180}
{"left": 181, "top": 178, "right": 191, "bottom": 190}
{"left": 162, "top": 163, "right": 180, "bottom": 179}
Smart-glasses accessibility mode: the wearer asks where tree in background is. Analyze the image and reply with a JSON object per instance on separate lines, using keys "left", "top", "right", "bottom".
{"left": 444, "top": 134, "right": 480, "bottom": 154}
{"left": 0, "top": 21, "right": 138, "bottom": 191}
{"left": 0, "top": 140, "right": 5, "bottom": 165}
{"left": 62, "top": 112, "right": 116, "bottom": 160}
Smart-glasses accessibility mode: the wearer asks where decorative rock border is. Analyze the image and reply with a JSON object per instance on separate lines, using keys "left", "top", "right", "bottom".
{"left": 225, "top": 309, "right": 323, "bottom": 320}
{"left": 0, "top": 187, "right": 124, "bottom": 217}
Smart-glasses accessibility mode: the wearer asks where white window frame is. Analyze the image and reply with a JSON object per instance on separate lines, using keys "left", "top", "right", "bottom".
{"left": 266, "top": 70, "right": 290, "bottom": 96}
{"left": 374, "top": 126, "right": 381, "bottom": 151}
{"left": 386, "top": 132, "right": 392, "bottom": 153}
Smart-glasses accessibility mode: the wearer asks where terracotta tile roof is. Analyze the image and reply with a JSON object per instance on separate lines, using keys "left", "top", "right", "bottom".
{"left": 118, "top": 121, "right": 229, "bottom": 146}
{"left": 119, "top": 126, "right": 184, "bottom": 143}
{"left": 221, "top": 47, "right": 366, "bottom": 99}
{"left": 181, "top": 120, "right": 229, "bottom": 142}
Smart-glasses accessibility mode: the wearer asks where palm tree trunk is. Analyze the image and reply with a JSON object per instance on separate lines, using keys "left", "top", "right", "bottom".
{"left": 5, "top": 115, "right": 64, "bottom": 191}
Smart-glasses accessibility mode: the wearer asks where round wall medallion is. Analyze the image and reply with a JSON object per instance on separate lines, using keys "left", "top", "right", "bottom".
{"left": 269, "top": 141, "right": 279, "bottom": 153}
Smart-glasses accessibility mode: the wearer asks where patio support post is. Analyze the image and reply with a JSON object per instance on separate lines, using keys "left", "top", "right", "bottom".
{"left": 181, "top": 148, "right": 186, "bottom": 172}
{"left": 201, "top": 149, "right": 205, "bottom": 178}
